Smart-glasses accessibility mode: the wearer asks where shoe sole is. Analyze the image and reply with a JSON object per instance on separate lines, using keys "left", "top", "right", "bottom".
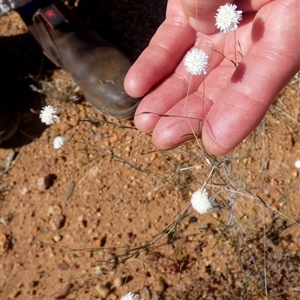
{"left": 84, "top": 92, "right": 139, "bottom": 119}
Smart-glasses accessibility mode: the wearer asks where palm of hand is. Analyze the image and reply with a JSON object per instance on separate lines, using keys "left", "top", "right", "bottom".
{"left": 125, "top": 0, "right": 299, "bottom": 155}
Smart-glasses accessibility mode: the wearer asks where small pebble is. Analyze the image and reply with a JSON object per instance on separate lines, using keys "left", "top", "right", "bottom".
{"left": 39, "top": 164, "right": 50, "bottom": 174}
{"left": 77, "top": 215, "right": 84, "bottom": 222}
{"left": 94, "top": 265, "right": 101, "bottom": 275}
{"left": 291, "top": 171, "right": 298, "bottom": 180}
{"left": 27, "top": 236, "right": 35, "bottom": 244}
{"left": 29, "top": 280, "right": 39, "bottom": 288}
{"left": 140, "top": 286, "right": 151, "bottom": 300}
{"left": 0, "top": 233, "right": 9, "bottom": 254}
{"left": 53, "top": 234, "right": 62, "bottom": 242}
{"left": 113, "top": 277, "right": 123, "bottom": 288}
{"left": 48, "top": 205, "right": 62, "bottom": 216}
{"left": 43, "top": 226, "right": 50, "bottom": 233}
{"left": 0, "top": 215, "right": 13, "bottom": 225}
{"left": 154, "top": 276, "right": 166, "bottom": 294}
{"left": 37, "top": 175, "right": 54, "bottom": 190}
{"left": 95, "top": 284, "right": 109, "bottom": 298}
{"left": 150, "top": 153, "right": 157, "bottom": 161}
{"left": 49, "top": 214, "right": 65, "bottom": 231}
{"left": 76, "top": 150, "right": 89, "bottom": 166}
{"left": 108, "top": 294, "right": 117, "bottom": 300}
{"left": 125, "top": 163, "right": 132, "bottom": 169}
{"left": 58, "top": 261, "right": 70, "bottom": 271}
{"left": 20, "top": 187, "right": 28, "bottom": 195}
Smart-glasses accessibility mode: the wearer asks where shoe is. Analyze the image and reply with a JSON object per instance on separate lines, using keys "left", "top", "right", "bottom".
{"left": 0, "top": 100, "right": 20, "bottom": 144}
{"left": 21, "top": 1, "right": 139, "bottom": 119}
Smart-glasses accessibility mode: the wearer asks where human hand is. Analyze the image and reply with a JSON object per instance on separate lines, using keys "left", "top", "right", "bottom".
{"left": 124, "top": 0, "right": 299, "bottom": 155}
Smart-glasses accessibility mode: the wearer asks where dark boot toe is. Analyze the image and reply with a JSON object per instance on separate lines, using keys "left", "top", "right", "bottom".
{"left": 23, "top": 1, "right": 139, "bottom": 119}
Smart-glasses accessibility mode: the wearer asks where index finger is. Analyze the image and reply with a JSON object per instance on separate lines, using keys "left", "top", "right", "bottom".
{"left": 124, "top": 0, "right": 195, "bottom": 98}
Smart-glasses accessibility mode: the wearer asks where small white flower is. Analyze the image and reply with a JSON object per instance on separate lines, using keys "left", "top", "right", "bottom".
{"left": 215, "top": 3, "right": 243, "bottom": 33}
{"left": 52, "top": 136, "right": 66, "bottom": 149}
{"left": 120, "top": 292, "right": 139, "bottom": 300}
{"left": 39, "top": 105, "right": 58, "bottom": 125}
{"left": 191, "top": 188, "right": 212, "bottom": 214}
{"left": 183, "top": 48, "right": 209, "bottom": 75}
{"left": 295, "top": 160, "right": 300, "bottom": 169}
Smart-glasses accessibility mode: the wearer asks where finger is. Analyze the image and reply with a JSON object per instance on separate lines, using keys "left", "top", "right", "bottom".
{"left": 151, "top": 93, "right": 213, "bottom": 149}
{"left": 133, "top": 32, "right": 226, "bottom": 133}
{"left": 134, "top": 74, "right": 202, "bottom": 133}
{"left": 124, "top": 0, "right": 195, "bottom": 98}
{"left": 151, "top": 63, "right": 237, "bottom": 149}
{"left": 181, "top": 0, "right": 273, "bottom": 34}
{"left": 181, "top": 0, "right": 231, "bottom": 34}
{"left": 202, "top": 0, "right": 300, "bottom": 155}
{"left": 237, "top": 0, "right": 274, "bottom": 12}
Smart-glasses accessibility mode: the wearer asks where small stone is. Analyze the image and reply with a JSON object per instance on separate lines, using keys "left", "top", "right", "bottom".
{"left": 113, "top": 277, "right": 123, "bottom": 288}
{"left": 27, "top": 236, "right": 35, "bottom": 244}
{"left": 52, "top": 283, "right": 72, "bottom": 299}
{"left": 39, "top": 164, "right": 50, "bottom": 174}
{"left": 150, "top": 153, "right": 157, "bottom": 161}
{"left": 154, "top": 276, "right": 166, "bottom": 294}
{"left": 76, "top": 150, "right": 89, "bottom": 166}
{"left": 29, "top": 280, "right": 39, "bottom": 288}
{"left": 58, "top": 261, "right": 70, "bottom": 271}
{"left": 53, "top": 234, "right": 62, "bottom": 242}
{"left": 20, "top": 187, "right": 28, "bottom": 195}
{"left": 49, "top": 214, "right": 65, "bottom": 231}
{"left": 77, "top": 215, "right": 84, "bottom": 222}
{"left": 9, "top": 290, "right": 22, "bottom": 298}
{"left": 37, "top": 174, "right": 55, "bottom": 190}
{"left": 140, "top": 286, "right": 151, "bottom": 300}
{"left": 94, "top": 133, "right": 103, "bottom": 142}
{"left": 107, "top": 294, "right": 117, "bottom": 300}
{"left": 93, "top": 239, "right": 101, "bottom": 247}
{"left": 0, "top": 233, "right": 9, "bottom": 254}
{"left": 0, "top": 214, "right": 13, "bottom": 225}
{"left": 95, "top": 284, "right": 109, "bottom": 298}
{"left": 37, "top": 177, "right": 47, "bottom": 190}
{"left": 125, "top": 163, "right": 132, "bottom": 169}
{"left": 85, "top": 251, "right": 92, "bottom": 258}
{"left": 43, "top": 226, "right": 50, "bottom": 233}
{"left": 48, "top": 205, "right": 62, "bottom": 217}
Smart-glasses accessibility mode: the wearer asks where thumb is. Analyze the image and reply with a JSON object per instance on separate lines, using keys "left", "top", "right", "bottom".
{"left": 181, "top": 0, "right": 233, "bottom": 34}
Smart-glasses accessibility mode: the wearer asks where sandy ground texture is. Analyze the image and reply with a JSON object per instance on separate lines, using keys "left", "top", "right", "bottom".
{"left": 1, "top": 1, "right": 300, "bottom": 299}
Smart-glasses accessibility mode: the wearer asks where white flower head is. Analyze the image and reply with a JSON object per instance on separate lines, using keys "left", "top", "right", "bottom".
{"left": 120, "top": 292, "right": 139, "bottom": 300}
{"left": 39, "top": 105, "right": 58, "bottom": 125}
{"left": 215, "top": 3, "right": 243, "bottom": 33}
{"left": 295, "top": 160, "right": 300, "bottom": 169}
{"left": 183, "top": 48, "right": 209, "bottom": 75}
{"left": 52, "top": 136, "right": 66, "bottom": 149}
{"left": 191, "top": 188, "right": 212, "bottom": 214}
